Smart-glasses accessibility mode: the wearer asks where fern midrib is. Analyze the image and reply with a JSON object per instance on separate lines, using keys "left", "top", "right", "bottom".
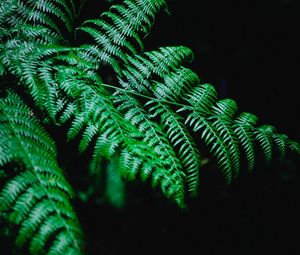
{"left": 215, "top": 117, "right": 240, "bottom": 171}
{"left": 123, "top": 92, "right": 183, "bottom": 179}
{"left": 158, "top": 102, "right": 200, "bottom": 193}
{"left": 2, "top": 109, "right": 81, "bottom": 251}
{"left": 235, "top": 125, "right": 255, "bottom": 169}
{"left": 159, "top": 101, "right": 200, "bottom": 165}
{"left": 257, "top": 129, "right": 273, "bottom": 161}
{"left": 192, "top": 111, "right": 233, "bottom": 181}
{"left": 88, "top": 85, "right": 127, "bottom": 140}
{"left": 17, "top": 0, "right": 41, "bottom": 31}
{"left": 103, "top": 83, "right": 190, "bottom": 108}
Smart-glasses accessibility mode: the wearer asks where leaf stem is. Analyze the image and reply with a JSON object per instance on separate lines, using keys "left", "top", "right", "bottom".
{"left": 101, "top": 83, "right": 193, "bottom": 109}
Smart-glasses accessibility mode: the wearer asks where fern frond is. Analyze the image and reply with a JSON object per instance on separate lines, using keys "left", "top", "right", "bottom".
{"left": 210, "top": 99, "right": 240, "bottom": 177}
{"left": 185, "top": 109, "right": 234, "bottom": 183}
{"left": 255, "top": 125, "right": 275, "bottom": 163}
{"left": 57, "top": 66, "right": 125, "bottom": 157}
{"left": 234, "top": 112, "right": 258, "bottom": 170}
{"left": 272, "top": 133, "right": 288, "bottom": 160}
{"left": 118, "top": 46, "right": 194, "bottom": 94}
{"left": 177, "top": 84, "right": 233, "bottom": 182}
{"left": 288, "top": 140, "right": 300, "bottom": 154}
{"left": 180, "top": 83, "right": 218, "bottom": 116}
{"left": 115, "top": 91, "right": 185, "bottom": 183}
{"left": 1, "top": 0, "right": 298, "bottom": 215}
{"left": 153, "top": 67, "right": 200, "bottom": 102}
{"left": 254, "top": 125, "right": 295, "bottom": 162}
{"left": 56, "top": 64, "right": 185, "bottom": 206}
{"left": 0, "top": 42, "right": 69, "bottom": 119}
{"left": 78, "top": 0, "right": 167, "bottom": 70}
{"left": 114, "top": 91, "right": 185, "bottom": 199}
{"left": 143, "top": 46, "right": 194, "bottom": 77}
{"left": 0, "top": 93, "right": 84, "bottom": 254}
{"left": 0, "top": 0, "right": 16, "bottom": 28}
{"left": 2, "top": 25, "right": 62, "bottom": 45}
{"left": 119, "top": 142, "right": 185, "bottom": 206}
{"left": 1, "top": 0, "right": 75, "bottom": 42}
{"left": 148, "top": 101, "right": 201, "bottom": 197}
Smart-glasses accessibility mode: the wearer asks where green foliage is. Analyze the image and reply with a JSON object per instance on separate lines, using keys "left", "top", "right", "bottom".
{"left": 0, "top": 0, "right": 299, "bottom": 254}
{"left": 0, "top": 93, "right": 83, "bottom": 254}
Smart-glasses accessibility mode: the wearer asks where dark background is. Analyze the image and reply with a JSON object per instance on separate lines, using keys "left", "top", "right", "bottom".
{"left": 78, "top": 1, "right": 300, "bottom": 255}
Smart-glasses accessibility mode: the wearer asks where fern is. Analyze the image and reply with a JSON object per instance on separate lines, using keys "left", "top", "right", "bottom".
{"left": 147, "top": 101, "right": 201, "bottom": 197}
{"left": 0, "top": 0, "right": 299, "bottom": 254}
{"left": 234, "top": 112, "right": 258, "bottom": 171}
{"left": 0, "top": 93, "right": 84, "bottom": 254}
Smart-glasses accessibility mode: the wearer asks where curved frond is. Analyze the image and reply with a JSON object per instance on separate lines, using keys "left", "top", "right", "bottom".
{"left": 0, "top": 93, "right": 84, "bottom": 255}
{"left": 180, "top": 83, "right": 218, "bottom": 116}
{"left": 119, "top": 46, "right": 194, "bottom": 93}
{"left": 0, "top": 0, "right": 75, "bottom": 43}
{"left": 78, "top": 0, "right": 167, "bottom": 71}
{"left": 272, "top": 133, "right": 289, "bottom": 160}
{"left": 234, "top": 112, "right": 258, "bottom": 170}
{"left": 114, "top": 91, "right": 186, "bottom": 204}
{"left": 185, "top": 110, "right": 234, "bottom": 183}
{"left": 0, "top": 42, "right": 70, "bottom": 119}
{"left": 56, "top": 63, "right": 185, "bottom": 206}
{"left": 148, "top": 101, "right": 201, "bottom": 197}
{"left": 153, "top": 67, "right": 199, "bottom": 102}
{"left": 210, "top": 99, "right": 240, "bottom": 177}
{"left": 255, "top": 125, "right": 275, "bottom": 163}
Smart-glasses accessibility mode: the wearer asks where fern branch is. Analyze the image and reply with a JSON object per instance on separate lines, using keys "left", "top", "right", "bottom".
{"left": 147, "top": 101, "right": 201, "bottom": 197}
{"left": 0, "top": 93, "right": 84, "bottom": 255}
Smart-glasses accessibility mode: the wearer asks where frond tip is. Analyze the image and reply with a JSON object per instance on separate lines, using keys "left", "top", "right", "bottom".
{"left": 0, "top": 93, "right": 84, "bottom": 255}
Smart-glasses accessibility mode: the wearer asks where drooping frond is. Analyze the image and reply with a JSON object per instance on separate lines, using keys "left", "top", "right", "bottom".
{"left": 210, "top": 99, "right": 240, "bottom": 177}
{"left": 78, "top": 0, "right": 167, "bottom": 72}
{"left": 0, "top": 42, "right": 71, "bottom": 119}
{"left": 119, "top": 46, "right": 194, "bottom": 93}
{"left": 114, "top": 91, "right": 185, "bottom": 188}
{"left": 147, "top": 101, "right": 201, "bottom": 197}
{"left": 0, "top": 0, "right": 76, "bottom": 43}
{"left": 120, "top": 71, "right": 235, "bottom": 184}
{"left": 153, "top": 67, "right": 200, "bottom": 102}
{"left": 254, "top": 125, "right": 275, "bottom": 163}
{"left": 115, "top": 42, "right": 299, "bottom": 185}
{"left": 287, "top": 140, "right": 300, "bottom": 154}
{"left": 234, "top": 112, "right": 258, "bottom": 170}
{"left": 185, "top": 108, "right": 234, "bottom": 183}
{"left": 273, "top": 133, "right": 289, "bottom": 160}
{"left": 0, "top": 93, "right": 84, "bottom": 255}
{"left": 114, "top": 92, "right": 185, "bottom": 206}
{"left": 56, "top": 62, "right": 186, "bottom": 206}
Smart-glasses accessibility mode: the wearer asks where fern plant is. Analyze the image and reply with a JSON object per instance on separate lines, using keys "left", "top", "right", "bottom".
{"left": 0, "top": 0, "right": 299, "bottom": 254}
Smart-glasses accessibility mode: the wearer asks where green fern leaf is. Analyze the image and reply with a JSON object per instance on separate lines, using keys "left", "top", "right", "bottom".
{"left": 148, "top": 101, "right": 201, "bottom": 197}
{"left": 115, "top": 91, "right": 186, "bottom": 200}
{"left": 0, "top": 93, "right": 84, "bottom": 254}
{"left": 255, "top": 125, "right": 275, "bottom": 163}
{"left": 234, "top": 112, "right": 258, "bottom": 170}
{"left": 153, "top": 67, "right": 199, "bottom": 102}
{"left": 79, "top": 0, "right": 167, "bottom": 69}
{"left": 118, "top": 46, "right": 194, "bottom": 94}
{"left": 272, "top": 133, "right": 289, "bottom": 160}
{"left": 210, "top": 99, "right": 240, "bottom": 177}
